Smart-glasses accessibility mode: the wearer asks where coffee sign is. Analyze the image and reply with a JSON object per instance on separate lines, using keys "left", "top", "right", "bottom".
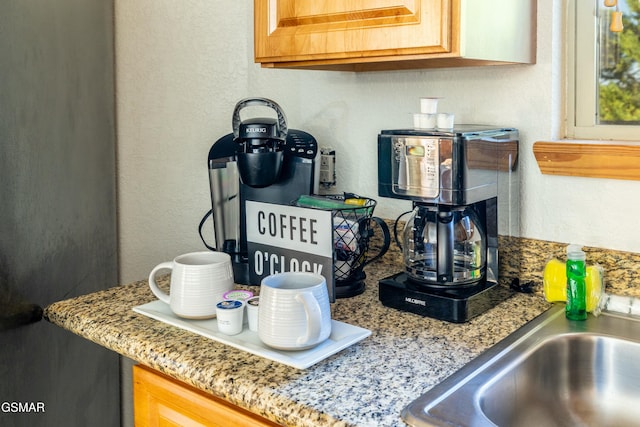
{"left": 245, "top": 201, "right": 335, "bottom": 301}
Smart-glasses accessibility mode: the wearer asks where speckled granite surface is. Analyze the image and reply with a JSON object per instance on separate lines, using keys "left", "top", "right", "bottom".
{"left": 44, "top": 236, "right": 639, "bottom": 427}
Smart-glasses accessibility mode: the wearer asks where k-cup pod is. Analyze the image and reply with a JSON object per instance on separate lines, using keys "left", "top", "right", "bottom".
{"left": 223, "top": 289, "right": 253, "bottom": 325}
{"left": 223, "top": 289, "right": 253, "bottom": 301}
{"left": 216, "top": 300, "right": 245, "bottom": 335}
{"left": 334, "top": 218, "right": 359, "bottom": 253}
{"left": 246, "top": 296, "right": 260, "bottom": 332}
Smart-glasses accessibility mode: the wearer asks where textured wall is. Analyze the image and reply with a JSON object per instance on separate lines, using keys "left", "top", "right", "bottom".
{"left": 116, "top": 0, "right": 640, "bottom": 285}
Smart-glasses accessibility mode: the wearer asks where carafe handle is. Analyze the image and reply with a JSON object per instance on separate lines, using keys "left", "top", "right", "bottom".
{"left": 437, "top": 211, "right": 455, "bottom": 283}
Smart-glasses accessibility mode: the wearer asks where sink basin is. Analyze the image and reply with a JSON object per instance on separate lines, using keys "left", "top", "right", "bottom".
{"left": 403, "top": 304, "right": 640, "bottom": 427}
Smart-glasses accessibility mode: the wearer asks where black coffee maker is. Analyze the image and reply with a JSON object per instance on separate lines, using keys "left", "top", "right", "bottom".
{"left": 199, "top": 98, "right": 319, "bottom": 284}
{"left": 377, "top": 126, "right": 519, "bottom": 322}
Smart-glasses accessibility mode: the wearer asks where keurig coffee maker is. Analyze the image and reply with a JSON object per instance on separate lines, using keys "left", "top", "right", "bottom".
{"left": 377, "top": 126, "right": 519, "bottom": 322}
{"left": 199, "top": 98, "right": 319, "bottom": 284}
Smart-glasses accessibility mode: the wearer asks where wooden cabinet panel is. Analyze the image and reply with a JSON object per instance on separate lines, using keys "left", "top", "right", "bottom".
{"left": 254, "top": 0, "right": 536, "bottom": 71}
{"left": 133, "top": 365, "right": 280, "bottom": 427}
{"left": 255, "top": 0, "right": 451, "bottom": 62}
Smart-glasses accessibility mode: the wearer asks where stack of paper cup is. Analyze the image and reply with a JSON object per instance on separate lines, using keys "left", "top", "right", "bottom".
{"left": 437, "top": 113, "right": 455, "bottom": 130}
{"left": 412, "top": 97, "right": 454, "bottom": 130}
{"left": 420, "top": 97, "right": 439, "bottom": 114}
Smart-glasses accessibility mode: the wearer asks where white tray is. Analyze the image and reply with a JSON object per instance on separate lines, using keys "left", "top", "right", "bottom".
{"left": 133, "top": 300, "right": 371, "bottom": 369}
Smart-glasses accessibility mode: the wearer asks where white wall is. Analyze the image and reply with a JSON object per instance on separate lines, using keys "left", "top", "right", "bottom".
{"left": 116, "top": 0, "right": 640, "bottom": 284}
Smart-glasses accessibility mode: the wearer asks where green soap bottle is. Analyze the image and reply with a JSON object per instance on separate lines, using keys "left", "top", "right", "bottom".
{"left": 566, "top": 244, "right": 587, "bottom": 320}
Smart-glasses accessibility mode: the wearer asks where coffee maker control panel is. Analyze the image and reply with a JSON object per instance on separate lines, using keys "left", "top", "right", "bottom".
{"left": 393, "top": 137, "right": 440, "bottom": 198}
{"left": 285, "top": 131, "right": 318, "bottom": 160}
{"left": 378, "top": 127, "right": 518, "bottom": 206}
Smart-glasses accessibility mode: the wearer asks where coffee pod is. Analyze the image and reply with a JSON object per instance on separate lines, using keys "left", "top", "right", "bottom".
{"left": 246, "top": 296, "right": 260, "bottom": 332}
{"left": 223, "top": 289, "right": 253, "bottom": 325}
{"left": 216, "top": 300, "right": 245, "bottom": 335}
{"left": 223, "top": 289, "right": 253, "bottom": 301}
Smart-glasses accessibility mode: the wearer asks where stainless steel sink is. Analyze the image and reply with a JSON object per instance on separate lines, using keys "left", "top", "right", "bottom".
{"left": 403, "top": 304, "right": 640, "bottom": 427}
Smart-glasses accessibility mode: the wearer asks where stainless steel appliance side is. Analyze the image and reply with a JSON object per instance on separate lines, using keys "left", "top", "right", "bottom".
{"left": 0, "top": 1, "right": 120, "bottom": 426}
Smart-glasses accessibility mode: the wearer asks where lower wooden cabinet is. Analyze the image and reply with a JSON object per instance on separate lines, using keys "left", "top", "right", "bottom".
{"left": 133, "top": 365, "right": 280, "bottom": 427}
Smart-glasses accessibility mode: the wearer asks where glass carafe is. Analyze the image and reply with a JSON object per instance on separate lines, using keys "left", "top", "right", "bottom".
{"left": 402, "top": 204, "right": 486, "bottom": 286}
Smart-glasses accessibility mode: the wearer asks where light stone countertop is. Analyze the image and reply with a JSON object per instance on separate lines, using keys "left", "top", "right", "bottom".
{"left": 44, "top": 246, "right": 554, "bottom": 427}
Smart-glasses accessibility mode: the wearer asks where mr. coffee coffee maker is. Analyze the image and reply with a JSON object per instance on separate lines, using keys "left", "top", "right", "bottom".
{"left": 377, "top": 126, "right": 519, "bottom": 323}
{"left": 200, "top": 98, "right": 319, "bottom": 285}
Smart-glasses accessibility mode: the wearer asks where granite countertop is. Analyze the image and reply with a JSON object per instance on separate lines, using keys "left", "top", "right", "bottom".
{"left": 44, "top": 245, "right": 554, "bottom": 427}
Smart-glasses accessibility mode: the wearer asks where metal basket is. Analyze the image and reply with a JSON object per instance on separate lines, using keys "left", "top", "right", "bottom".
{"left": 296, "top": 194, "right": 390, "bottom": 297}
{"left": 327, "top": 195, "right": 376, "bottom": 283}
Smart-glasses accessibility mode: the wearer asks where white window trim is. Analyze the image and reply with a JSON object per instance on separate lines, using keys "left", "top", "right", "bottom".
{"left": 566, "top": 0, "right": 640, "bottom": 141}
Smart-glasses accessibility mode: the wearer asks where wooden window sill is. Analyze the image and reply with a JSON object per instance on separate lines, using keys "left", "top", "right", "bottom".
{"left": 533, "top": 141, "right": 640, "bottom": 181}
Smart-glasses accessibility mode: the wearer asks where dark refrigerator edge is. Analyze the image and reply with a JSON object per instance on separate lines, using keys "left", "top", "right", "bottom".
{"left": 1, "top": 0, "right": 120, "bottom": 425}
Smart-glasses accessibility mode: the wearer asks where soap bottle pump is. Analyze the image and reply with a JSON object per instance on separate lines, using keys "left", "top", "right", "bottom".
{"left": 566, "top": 244, "right": 587, "bottom": 321}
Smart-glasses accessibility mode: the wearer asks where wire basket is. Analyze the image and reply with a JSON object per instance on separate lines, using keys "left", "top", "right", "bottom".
{"left": 328, "top": 196, "right": 376, "bottom": 282}
{"left": 295, "top": 194, "right": 389, "bottom": 296}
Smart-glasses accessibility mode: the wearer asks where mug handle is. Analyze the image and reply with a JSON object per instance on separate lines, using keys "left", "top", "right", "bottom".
{"left": 148, "top": 262, "right": 173, "bottom": 304}
{"left": 295, "top": 291, "right": 322, "bottom": 347}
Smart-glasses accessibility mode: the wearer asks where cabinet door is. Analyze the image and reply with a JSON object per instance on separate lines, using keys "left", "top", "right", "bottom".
{"left": 133, "top": 365, "right": 280, "bottom": 427}
{"left": 255, "top": 0, "right": 453, "bottom": 64}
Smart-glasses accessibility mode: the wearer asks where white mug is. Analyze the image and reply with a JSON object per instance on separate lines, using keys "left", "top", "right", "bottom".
{"left": 258, "top": 272, "right": 332, "bottom": 350}
{"left": 148, "top": 251, "right": 234, "bottom": 319}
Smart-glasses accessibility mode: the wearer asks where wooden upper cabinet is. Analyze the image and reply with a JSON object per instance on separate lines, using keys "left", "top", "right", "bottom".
{"left": 254, "top": 0, "right": 536, "bottom": 71}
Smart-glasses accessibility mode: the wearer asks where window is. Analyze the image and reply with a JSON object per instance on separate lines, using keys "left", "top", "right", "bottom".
{"left": 567, "top": 0, "right": 640, "bottom": 140}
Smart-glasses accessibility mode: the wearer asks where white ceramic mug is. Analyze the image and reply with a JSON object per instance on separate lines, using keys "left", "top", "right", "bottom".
{"left": 148, "top": 251, "right": 234, "bottom": 319}
{"left": 258, "top": 272, "right": 332, "bottom": 350}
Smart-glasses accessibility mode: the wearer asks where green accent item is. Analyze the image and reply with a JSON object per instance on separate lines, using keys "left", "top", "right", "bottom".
{"left": 566, "top": 244, "right": 587, "bottom": 321}
{"left": 295, "top": 195, "right": 372, "bottom": 215}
